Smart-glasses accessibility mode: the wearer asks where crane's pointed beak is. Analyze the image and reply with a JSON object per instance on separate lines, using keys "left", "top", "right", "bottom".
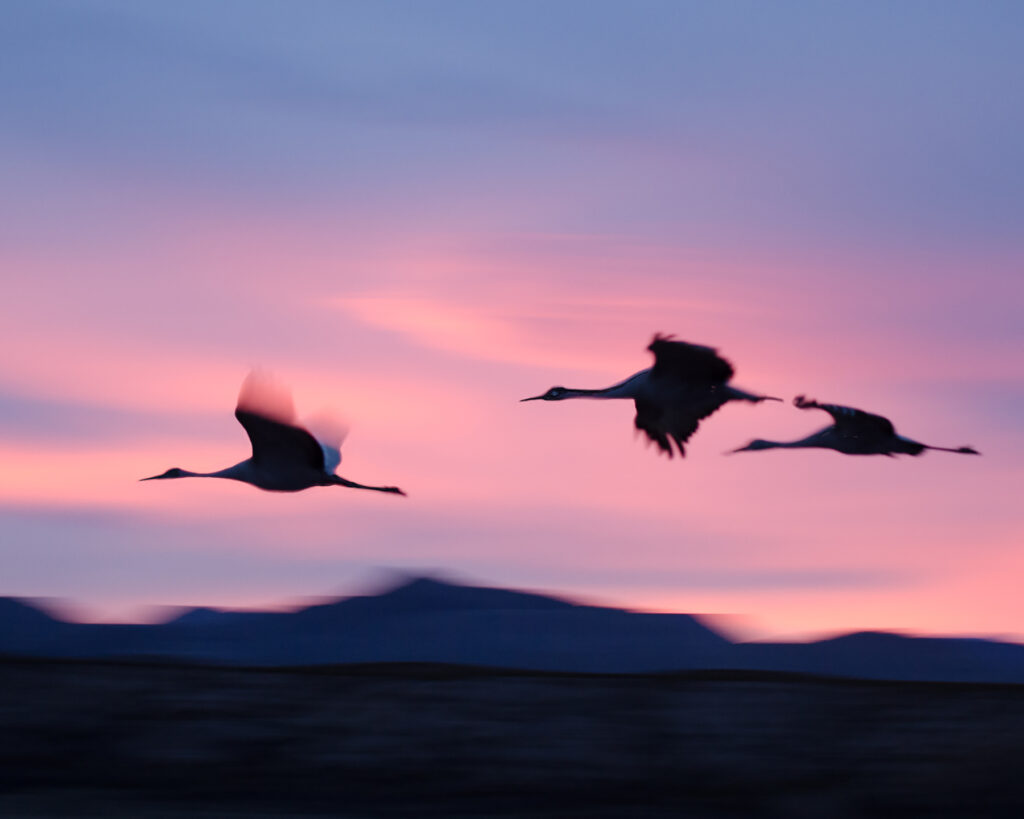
{"left": 139, "top": 475, "right": 161, "bottom": 481}
{"left": 520, "top": 395, "right": 544, "bottom": 402}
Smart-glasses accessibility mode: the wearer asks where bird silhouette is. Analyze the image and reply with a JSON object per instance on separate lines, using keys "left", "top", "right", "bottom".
{"left": 731, "top": 395, "right": 980, "bottom": 457}
{"left": 141, "top": 372, "right": 406, "bottom": 494}
{"left": 521, "top": 334, "right": 781, "bottom": 457}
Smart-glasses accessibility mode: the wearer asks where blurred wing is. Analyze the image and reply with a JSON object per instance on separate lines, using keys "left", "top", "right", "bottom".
{"left": 839, "top": 409, "right": 896, "bottom": 440}
{"left": 235, "top": 373, "right": 323, "bottom": 470}
{"left": 304, "top": 412, "right": 349, "bottom": 475}
{"left": 796, "top": 397, "right": 896, "bottom": 439}
{"left": 634, "top": 391, "right": 729, "bottom": 458}
{"left": 237, "top": 370, "right": 297, "bottom": 425}
{"left": 234, "top": 410, "right": 326, "bottom": 471}
{"left": 319, "top": 443, "right": 341, "bottom": 474}
{"left": 647, "top": 335, "right": 734, "bottom": 384}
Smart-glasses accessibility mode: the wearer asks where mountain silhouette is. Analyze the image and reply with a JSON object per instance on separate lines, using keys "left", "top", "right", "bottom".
{"left": 0, "top": 597, "right": 77, "bottom": 656}
{"left": 3, "top": 577, "right": 1024, "bottom": 681}
{"left": 161, "top": 576, "right": 733, "bottom": 670}
{"left": 303, "top": 575, "right": 577, "bottom": 615}
{"left": 0, "top": 597, "right": 62, "bottom": 628}
{"left": 733, "top": 631, "right": 1024, "bottom": 683}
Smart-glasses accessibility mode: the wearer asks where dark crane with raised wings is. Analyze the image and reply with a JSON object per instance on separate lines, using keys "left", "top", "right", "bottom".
{"left": 141, "top": 372, "right": 406, "bottom": 494}
{"left": 521, "top": 334, "right": 781, "bottom": 457}
{"left": 731, "top": 395, "right": 980, "bottom": 457}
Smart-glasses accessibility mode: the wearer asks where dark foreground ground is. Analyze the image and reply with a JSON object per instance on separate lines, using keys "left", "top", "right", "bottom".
{"left": 2, "top": 657, "right": 1024, "bottom": 818}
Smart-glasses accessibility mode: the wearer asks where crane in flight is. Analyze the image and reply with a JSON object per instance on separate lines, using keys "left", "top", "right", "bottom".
{"left": 521, "top": 334, "right": 780, "bottom": 458}
{"left": 141, "top": 372, "right": 406, "bottom": 494}
{"left": 730, "top": 395, "right": 980, "bottom": 457}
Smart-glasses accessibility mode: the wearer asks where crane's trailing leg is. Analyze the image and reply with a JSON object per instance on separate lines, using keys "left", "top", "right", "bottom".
{"left": 330, "top": 475, "right": 406, "bottom": 495}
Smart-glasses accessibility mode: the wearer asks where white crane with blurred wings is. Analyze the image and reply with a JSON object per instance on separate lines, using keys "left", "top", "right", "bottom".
{"left": 141, "top": 372, "right": 406, "bottom": 495}
{"left": 521, "top": 334, "right": 781, "bottom": 458}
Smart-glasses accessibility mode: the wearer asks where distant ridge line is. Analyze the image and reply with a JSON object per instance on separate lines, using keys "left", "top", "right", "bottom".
{"left": 3, "top": 576, "right": 1024, "bottom": 682}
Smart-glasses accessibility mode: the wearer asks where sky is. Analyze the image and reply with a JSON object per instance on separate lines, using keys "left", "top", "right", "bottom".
{"left": 1, "top": 0, "right": 1022, "bottom": 639}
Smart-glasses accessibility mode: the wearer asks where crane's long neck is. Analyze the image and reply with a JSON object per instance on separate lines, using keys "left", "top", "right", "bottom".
{"left": 181, "top": 463, "right": 254, "bottom": 481}
{"left": 559, "top": 387, "right": 622, "bottom": 399}
{"left": 737, "top": 434, "right": 826, "bottom": 453}
{"left": 764, "top": 438, "right": 819, "bottom": 450}
{"left": 569, "top": 371, "right": 646, "bottom": 399}
{"left": 781, "top": 432, "right": 841, "bottom": 450}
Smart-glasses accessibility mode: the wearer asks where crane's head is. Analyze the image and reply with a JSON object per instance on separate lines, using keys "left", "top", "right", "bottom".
{"left": 140, "top": 467, "right": 187, "bottom": 481}
{"left": 520, "top": 386, "right": 569, "bottom": 402}
{"left": 729, "top": 439, "right": 777, "bottom": 453}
